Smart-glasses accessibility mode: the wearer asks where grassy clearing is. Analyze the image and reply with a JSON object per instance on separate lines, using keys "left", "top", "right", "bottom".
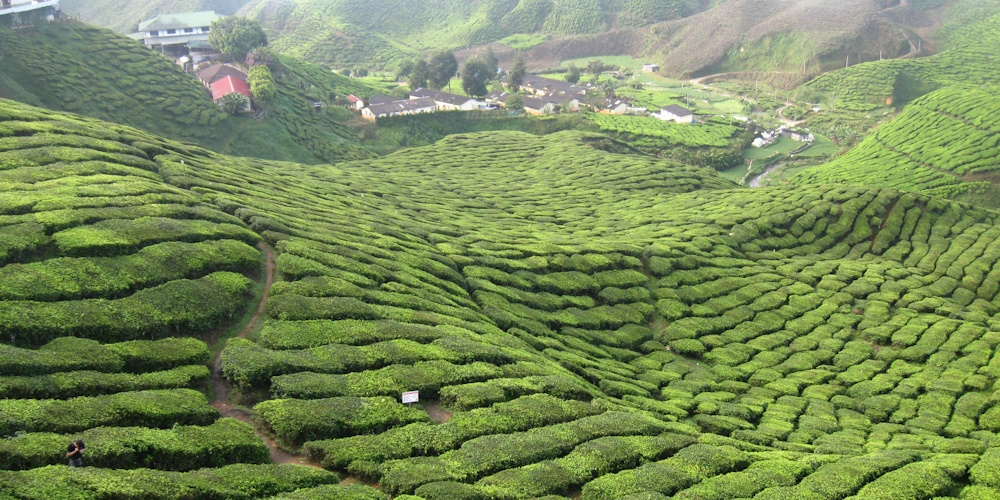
{"left": 500, "top": 33, "right": 549, "bottom": 49}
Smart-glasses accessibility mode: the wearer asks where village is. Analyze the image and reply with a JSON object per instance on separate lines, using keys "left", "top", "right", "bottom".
{"left": 79, "top": 7, "right": 820, "bottom": 162}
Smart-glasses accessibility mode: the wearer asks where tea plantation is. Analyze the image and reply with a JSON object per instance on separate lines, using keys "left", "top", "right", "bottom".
{"left": 5, "top": 90, "right": 1000, "bottom": 499}
{"left": 792, "top": 86, "right": 1000, "bottom": 205}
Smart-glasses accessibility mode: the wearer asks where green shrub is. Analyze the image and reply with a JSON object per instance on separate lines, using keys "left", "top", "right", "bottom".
{"left": 0, "top": 389, "right": 218, "bottom": 436}
{"left": 255, "top": 396, "right": 430, "bottom": 445}
{"left": 0, "top": 418, "right": 267, "bottom": 470}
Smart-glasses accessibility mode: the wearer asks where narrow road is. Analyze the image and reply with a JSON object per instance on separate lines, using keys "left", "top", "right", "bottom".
{"left": 210, "top": 242, "right": 317, "bottom": 467}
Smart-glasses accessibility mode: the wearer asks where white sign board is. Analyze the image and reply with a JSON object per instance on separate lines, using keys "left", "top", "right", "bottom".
{"left": 401, "top": 390, "right": 419, "bottom": 404}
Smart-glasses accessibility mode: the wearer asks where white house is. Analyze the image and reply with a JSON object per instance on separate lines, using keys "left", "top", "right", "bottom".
{"left": 0, "top": 0, "right": 60, "bottom": 24}
{"left": 642, "top": 63, "right": 660, "bottom": 72}
{"left": 346, "top": 95, "right": 364, "bottom": 111}
{"left": 657, "top": 105, "right": 694, "bottom": 124}
{"left": 522, "top": 96, "right": 557, "bottom": 115}
{"left": 409, "top": 88, "right": 483, "bottom": 111}
{"left": 600, "top": 99, "right": 628, "bottom": 115}
{"left": 361, "top": 98, "right": 437, "bottom": 121}
{"left": 135, "top": 11, "right": 221, "bottom": 52}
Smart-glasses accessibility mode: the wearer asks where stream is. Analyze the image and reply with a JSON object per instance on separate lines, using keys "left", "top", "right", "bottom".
{"left": 748, "top": 163, "right": 784, "bottom": 188}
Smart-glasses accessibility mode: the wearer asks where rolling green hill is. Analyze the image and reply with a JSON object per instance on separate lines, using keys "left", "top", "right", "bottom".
{"left": 0, "top": 21, "right": 386, "bottom": 164}
{"left": 803, "top": 7, "right": 1000, "bottom": 112}
{"left": 791, "top": 86, "right": 1000, "bottom": 206}
{"left": 788, "top": 10, "right": 1000, "bottom": 207}
{"left": 240, "top": 0, "right": 709, "bottom": 69}
{"left": 6, "top": 94, "right": 1000, "bottom": 499}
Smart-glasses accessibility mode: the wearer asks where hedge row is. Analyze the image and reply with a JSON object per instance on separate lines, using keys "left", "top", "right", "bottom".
{"left": 0, "top": 463, "right": 338, "bottom": 500}
{"left": 476, "top": 434, "right": 700, "bottom": 498}
{"left": 0, "top": 364, "right": 208, "bottom": 399}
{"left": 0, "top": 239, "right": 260, "bottom": 301}
{"left": 0, "top": 418, "right": 267, "bottom": 471}
{"left": 0, "top": 337, "right": 209, "bottom": 376}
{"left": 580, "top": 444, "right": 751, "bottom": 499}
{"left": 222, "top": 337, "right": 512, "bottom": 388}
{"left": 258, "top": 319, "right": 447, "bottom": 349}
{"left": 270, "top": 361, "right": 503, "bottom": 399}
{"left": 380, "top": 411, "right": 670, "bottom": 494}
{"left": 439, "top": 375, "right": 594, "bottom": 410}
{"left": 304, "top": 394, "right": 601, "bottom": 469}
{"left": 52, "top": 217, "right": 259, "bottom": 257}
{"left": 0, "top": 272, "right": 254, "bottom": 344}
{"left": 0, "top": 389, "right": 218, "bottom": 436}
{"left": 265, "top": 484, "right": 389, "bottom": 499}
{"left": 254, "top": 396, "right": 430, "bottom": 445}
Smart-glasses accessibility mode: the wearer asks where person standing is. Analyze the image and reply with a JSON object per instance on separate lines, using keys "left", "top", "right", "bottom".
{"left": 67, "top": 440, "right": 85, "bottom": 467}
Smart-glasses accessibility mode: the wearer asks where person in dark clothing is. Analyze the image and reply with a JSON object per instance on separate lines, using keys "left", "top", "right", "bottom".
{"left": 67, "top": 440, "right": 85, "bottom": 467}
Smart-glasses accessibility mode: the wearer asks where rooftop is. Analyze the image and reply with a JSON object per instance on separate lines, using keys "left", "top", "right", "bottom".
{"left": 197, "top": 64, "right": 247, "bottom": 86}
{"left": 367, "top": 98, "right": 437, "bottom": 116}
{"left": 661, "top": 104, "right": 693, "bottom": 117}
{"left": 138, "top": 11, "right": 220, "bottom": 32}
{"left": 410, "top": 88, "right": 478, "bottom": 106}
{"left": 211, "top": 75, "right": 251, "bottom": 101}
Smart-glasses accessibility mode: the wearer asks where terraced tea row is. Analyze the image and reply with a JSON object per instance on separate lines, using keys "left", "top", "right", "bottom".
{"left": 793, "top": 86, "right": 1000, "bottom": 205}
{"left": 5, "top": 97, "right": 1000, "bottom": 498}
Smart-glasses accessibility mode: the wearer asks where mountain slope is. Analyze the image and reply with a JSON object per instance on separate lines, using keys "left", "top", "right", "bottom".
{"left": 6, "top": 97, "right": 1000, "bottom": 498}
{"left": 0, "top": 21, "right": 385, "bottom": 164}
{"left": 58, "top": 0, "right": 251, "bottom": 33}
{"left": 240, "top": 0, "right": 710, "bottom": 69}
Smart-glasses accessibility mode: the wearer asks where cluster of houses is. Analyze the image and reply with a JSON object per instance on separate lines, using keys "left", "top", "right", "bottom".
{"left": 752, "top": 126, "right": 815, "bottom": 148}
{"left": 352, "top": 72, "right": 696, "bottom": 123}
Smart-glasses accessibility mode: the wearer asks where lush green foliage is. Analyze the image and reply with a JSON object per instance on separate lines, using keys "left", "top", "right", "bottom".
{"left": 0, "top": 463, "right": 338, "bottom": 499}
{"left": 5, "top": 87, "right": 1000, "bottom": 499}
{"left": 244, "top": 0, "right": 701, "bottom": 69}
{"left": 209, "top": 16, "right": 269, "bottom": 61}
{"left": 794, "top": 86, "right": 1000, "bottom": 207}
{"left": 588, "top": 114, "right": 737, "bottom": 147}
{"left": 0, "top": 418, "right": 268, "bottom": 470}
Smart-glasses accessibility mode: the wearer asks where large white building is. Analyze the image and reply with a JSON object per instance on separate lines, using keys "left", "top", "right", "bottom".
{"left": 134, "top": 11, "right": 221, "bottom": 52}
{"left": 0, "top": 0, "right": 60, "bottom": 25}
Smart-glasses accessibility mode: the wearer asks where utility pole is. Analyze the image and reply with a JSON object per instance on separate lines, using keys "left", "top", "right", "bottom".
{"left": 846, "top": 55, "right": 849, "bottom": 69}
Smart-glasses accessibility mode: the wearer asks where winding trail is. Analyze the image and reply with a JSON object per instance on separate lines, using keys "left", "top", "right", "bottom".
{"left": 209, "top": 242, "right": 316, "bottom": 467}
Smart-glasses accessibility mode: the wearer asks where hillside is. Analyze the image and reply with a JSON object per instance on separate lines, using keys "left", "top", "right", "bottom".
{"left": 645, "top": 0, "right": 909, "bottom": 78}
{"left": 0, "top": 21, "right": 388, "bottom": 164}
{"left": 803, "top": 7, "right": 1000, "bottom": 112}
{"left": 6, "top": 97, "right": 1000, "bottom": 498}
{"left": 240, "top": 0, "right": 710, "bottom": 69}
{"left": 791, "top": 86, "right": 1000, "bottom": 207}
{"left": 59, "top": 0, "right": 251, "bottom": 33}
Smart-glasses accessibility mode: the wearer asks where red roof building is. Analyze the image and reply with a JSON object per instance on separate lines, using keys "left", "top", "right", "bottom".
{"left": 211, "top": 75, "right": 252, "bottom": 102}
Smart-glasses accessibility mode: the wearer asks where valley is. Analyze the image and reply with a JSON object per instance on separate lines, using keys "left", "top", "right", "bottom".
{"left": 2, "top": 0, "right": 1000, "bottom": 499}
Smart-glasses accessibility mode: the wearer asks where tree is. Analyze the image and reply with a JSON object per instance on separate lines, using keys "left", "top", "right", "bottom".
{"left": 409, "top": 59, "right": 430, "bottom": 89}
{"left": 509, "top": 55, "right": 526, "bottom": 89}
{"left": 208, "top": 17, "right": 268, "bottom": 62}
{"left": 248, "top": 65, "right": 278, "bottom": 104}
{"left": 394, "top": 60, "right": 414, "bottom": 82}
{"left": 461, "top": 58, "right": 492, "bottom": 98}
{"left": 219, "top": 92, "right": 249, "bottom": 115}
{"left": 484, "top": 47, "right": 499, "bottom": 80}
{"left": 566, "top": 64, "right": 581, "bottom": 84}
{"left": 586, "top": 59, "right": 607, "bottom": 77}
{"left": 245, "top": 46, "right": 275, "bottom": 69}
{"left": 506, "top": 94, "right": 524, "bottom": 112}
{"left": 428, "top": 51, "right": 458, "bottom": 90}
